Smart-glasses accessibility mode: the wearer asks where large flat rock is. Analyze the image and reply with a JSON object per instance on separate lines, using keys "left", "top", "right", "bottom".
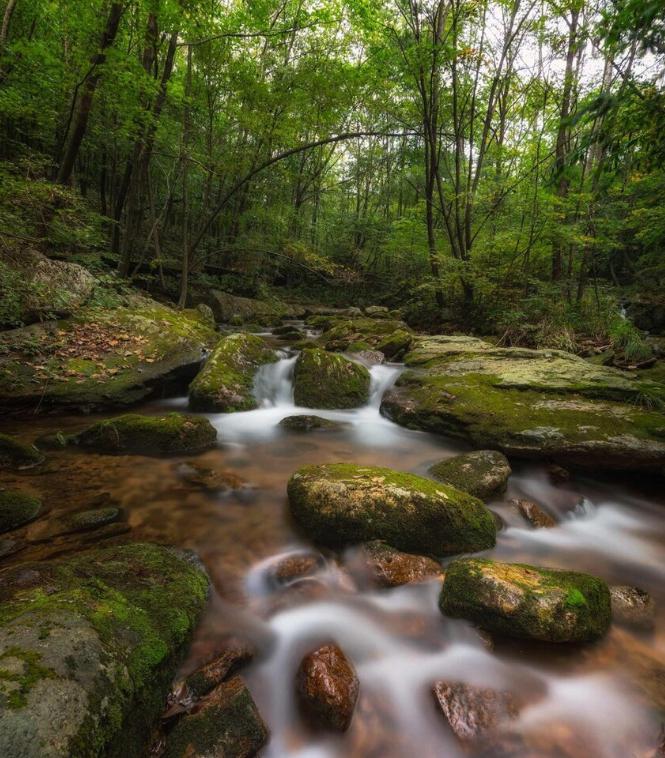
{"left": 381, "top": 335, "right": 665, "bottom": 472}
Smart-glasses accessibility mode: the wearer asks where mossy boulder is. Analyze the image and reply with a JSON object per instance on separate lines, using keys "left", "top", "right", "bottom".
{"left": 376, "top": 328, "right": 413, "bottom": 360}
{"left": 0, "top": 294, "right": 217, "bottom": 413}
{"left": 317, "top": 317, "right": 411, "bottom": 355}
{"left": 188, "top": 333, "right": 275, "bottom": 412}
{"left": 0, "top": 247, "right": 96, "bottom": 327}
{"left": 164, "top": 676, "right": 268, "bottom": 758}
{"left": 287, "top": 463, "right": 496, "bottom": 555}
{"left": 0, "top": 433, "right": 44, "bottom": 469}
{"left": 429, "top": 451, "right": 511, "bottom": 500}
{"left": 0, "top": 543, "right": 209, "bottom": 757}
{"left": 293, "top": 349, "right": 371, "bottom": 409}
{"left": 381, "top": 335, "right": 665, "bottom": 473}
{"left": 279, "top": 415, "right": 345, "bottom": 432}
{"left": 72, "top": 413, "right": 217, "bottom": 456}
{"left": 0, "top": 490, "right": 42, "bottom": 534}
{"left": 201, "top": 289, "right": 300, "bottom": 326}
{"left": 439, "top": 558, "right": 611, "bottom": 642}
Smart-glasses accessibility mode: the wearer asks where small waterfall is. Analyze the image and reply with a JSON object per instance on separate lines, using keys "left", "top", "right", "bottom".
{"left": 367, "top": 364, "right": 403, "bottom": 408}
{"left": 253, "top": 353, "right": 297, "bottom": 407}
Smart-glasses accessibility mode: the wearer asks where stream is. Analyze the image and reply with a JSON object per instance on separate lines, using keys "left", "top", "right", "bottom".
{"left": 1, "top": 335, "right": 665, "bottom": 757}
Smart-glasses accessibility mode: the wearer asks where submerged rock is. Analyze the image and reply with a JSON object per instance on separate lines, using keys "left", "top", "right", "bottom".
{"left": 610, "top": 585, "right": 656, "bottom": 630}
{"left": 0, "top": 489, "right": 42, "bottom": 533}
{"left": 184, "top": 639, "right": 256, "bottom": 700}
{"left": 163, "top": 676, "right": 268, "bottom": 758}
{"left": 189, "top": 332, "right": 275, "bottom": 412}
{"left": 351, "top": 541, "right": 443, "bottom": 588}
{"left": 287, "top": 463, "right": 496, "bottom": 555}
{"left": 381, "top": 335, "right": 665, "bottom": 473}
{"left": 279, "top": 415, "right": 344, "bottom": 432}
{"left": 72, "top": 413, "right": 217, "bottom": 456}
{"left": 429, "top": 450, "right": 511, "bottom": 499}
{"left": 269, "top": 550, "right": 324, "bottom": 585}
{"left": 0, "top": 543, "right": 209, "bottom": 757}
{"left": 0, "top": 294, "right": 216, "bottom": 413}
{"left": 439, "top": 558, "right": 611, "bottom": 642}
{"left": 0, "top": 433, "right": 44, "bottom": 469}
{"left": 296, "top": 644, "right": 359, "bottom": 732}
{"left": 433, "top": 681, "right": 519, "bottom": 741}
{"left": 293, "top": 349, "right": 370, "bottom": 409}
{"left": 513, "top": 499, "right": 556, "bottom": 529}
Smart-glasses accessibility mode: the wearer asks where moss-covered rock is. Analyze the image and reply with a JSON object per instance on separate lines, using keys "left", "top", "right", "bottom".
{"left": 278, "top": 415, "right": 345, "bottom": 432}
{"left": 0, "top": 433, "right": 44, "bottom": 469}
{"left": 0, "top": 543, "right": 209, "bottom": 757}
{"left": 201, "top": 289, "right": 300, "bottom": 326}
{"left": 0, "top": 294, "right": 217, "bottom": 414}
{"left": 72, "top": 413, "right": 217, "bottom": 456}
{"left": 287, "top": 463, "right": 496, "bottom": 555}
{"left": 381, "top": 335, "right": 665, "bottom": 473}
{"left": 439, "top": 558, "right": 611, "bottom": 642}
{"left": 376, "top": 329, "right": 413, "bottom": 360}
{"left": 0, "top": 490, "right": 42, "bottom": 534}
{"left": 163, "top": 676, "right": 268, "bottom": 758}
{"left": 293, "top": 349, "right": 370, "bottom": 409}
{"left": 317, "top": 317, "right": 411, "bottom": 354}
{"left": 429, "top": 451, "right": 511, "bottom": 500}
{"left": 188, "top": 332, "right": 275, "bottom": 412}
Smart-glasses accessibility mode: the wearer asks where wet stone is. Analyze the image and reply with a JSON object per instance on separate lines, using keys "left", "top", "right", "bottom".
{"left": 184, "top": 638, "right": 256, "bottom": 700}
{"left": 610, "top": 585, "right": 656, "bottom": 630}
{"left": 352, "top": 541, "right": 442, "bottom": 588}
{"left": 547, "top": 464, "right": 571, "bottom": 483}
{"left": 278, "top": 415, "right": 344, "bottom": 433}
{"left": 296, "top": 643, "right": 359, "bottom": 732}
{"left": 429, "top": 450, "right": 512, "bottom": 500}
{"left": 269, "top": 550, "right": 324, "bottom": 585}
{"left": 513, "top": 498, "right": 556, "bottom": 529}
{"left": 0, "top": 537, "right": 25, "bottom": 559}
{"left": 0, "top": 433, "right": 44, "bottom": 469}
{"left": 174, "top": 461, "right": 246, "bottom": 492}
{"left": 433, "top": 681, "right": 519, "bottom": 741}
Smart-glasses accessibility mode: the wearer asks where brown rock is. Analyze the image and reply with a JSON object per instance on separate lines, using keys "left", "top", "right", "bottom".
{"left": 547, "top": 464, "right": 571, "bottom": 483}
{"left": 610, "top": 585, "right": 656, "bottom": 630}
{"left": 353, "top": 541, "right": 443, "bottom": 588}
{"left": 433, "top": 681, "right": 519, "bottom": 741}
{"left": 185, "top": 638, "right": 256, "bottom": 699}
{"left": 296, "top": 643, "right": 359, "bottom": 732}
{"left": 270, "top": 551, "right": 324, "bottom": 586}
{"left": 513, "top": 498, "right": 556, "bottom": 528}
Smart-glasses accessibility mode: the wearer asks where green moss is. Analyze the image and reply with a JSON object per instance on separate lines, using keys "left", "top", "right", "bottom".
{"left": 293, "top": 348, "right": 371, "bottom": 409}
{"left": 0, "top": 647, "right": 57, "bottom": 709}
{"left": 439, "top": 558, "right": 611, "bottom": 642}
{"left": 287, "top": 463, "right": 496, "bottom": 555}
{"left": 429, "top": 450, "right": 511, "bottom": 499}
{"left": 318, "top": 317, "right": 409, "bottom": 352}
{"left": 189, "top": 332, "right": 276, "bottom": 412}
{"left": 0, "top": 489, "right": 42, "bottom": 533}
{"left": 0, "top": 433, "right": 44, "bottom": 469}
{"left": 73, "top": 413, "right": 217, "bottom": 456}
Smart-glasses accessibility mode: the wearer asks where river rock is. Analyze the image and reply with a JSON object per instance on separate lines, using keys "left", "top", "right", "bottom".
{"left": 296, "top": 643, "right": 359, "bottom": 732}
{"left": 318, "top": 317, "right": 410, "bottom": 354}
{"left": 376, "top": 329, "right": 413, "bottom": 360}
{"left": 189, "top": 332, "right": 275, "bottom": 412}
{"left": 174, "top": 461, "right": 245, "bottom": 492}
{"left": 429, "top": 450, "right": 511, "bottom": 499}
{"left": 269, "top": 550, "right": 324, "bottom": 585}
{"left": 433, "top": 681, "right": 519, "bottom": 741}
{"left": 163, "top": 676, "right": 268, "bottom": 758}
{"left": 184, "top": 639, "right": 256, "bottom": 700}
{"left": 0, "top": 247, "right": 96, "bottom": 327}
{"left": 352, "top": 541, "right": 443, "bottom": 588}
{"left": 0, "top": 433, "right": 44, "bottom": 469}
{"left": 279, "top": 415, "right": 344, "bottom": 432}
{"left": 293, "top": 349, "right": 371, "bottom": 409}
{"left": 380, "top": 335, "right": 665, "bottom": 473}
{"left": 610, "top": 585, "right": 656, "bottom": 630}
{"left": 72, "top": 413, "right": 217, "bottom": 455}
{"left": 439, "top": 558, "right": 611, "bottom": 642}
{"left": 287, "top": 463, "right": 496, "bottom": 555}
{"left": 0, "top": 489, "right": 42, "bottom": 533}
{"left": 201, "top": 289, "right": 299, "bottom": 326}
{"left": 0, "top": 543, "right": 209, "bottom": 757}
{"left": 513, "top": 499, "right": 556, "bottom": 528}
{"left": 365, "top": 306, "right": 390, "bottom": 317}
{"left": 0, "top": 294, "right": 216, "bottom": 413}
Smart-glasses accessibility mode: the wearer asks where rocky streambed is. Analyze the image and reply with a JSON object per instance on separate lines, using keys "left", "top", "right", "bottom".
{"left": 0, "top": 298, "right": 664, "bottom": 757}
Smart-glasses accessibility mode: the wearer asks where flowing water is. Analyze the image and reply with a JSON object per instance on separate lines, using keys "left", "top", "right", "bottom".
{"left": 2, "top": 337, "right": 665, "bottom": 757}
